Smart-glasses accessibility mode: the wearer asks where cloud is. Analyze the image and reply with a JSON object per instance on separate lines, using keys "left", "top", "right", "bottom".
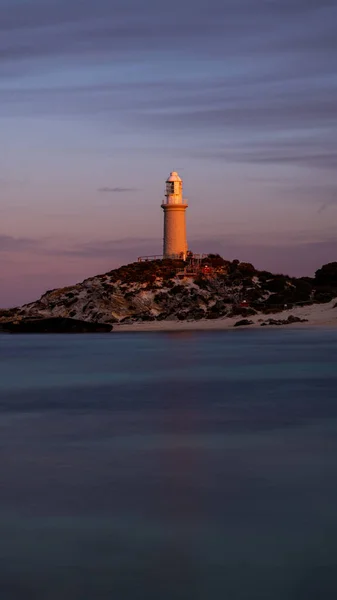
{"left": 1, "top": 76, "right": 336, "bottom": 171}
{"left": 36, "top": 237, "right": 159, "bottom": 260}
{"left": 97, "top": 187, "right": 138, "bottom": 193}
{"left": 0, "top": 234, "right": 158, "bottom": 259}
{"left": 0, "top": 178, "right": 27, "bottom": 188}
{"left": 0, "top": 235, "right": 42, "bottom": 253}
{"left": 0, "top": 0, "right": 336, "bottom": 212}
{"left": 188, "top": 235, "right": 337, "bottom": 277}
{"left": 317, "top": 203, "right": 329, "bottom": 214}
{"left": 1, "top": 0, "right": 336, "bottom": 87}
{"left": 33, "top": 231, "right": 336, "bottom": 275}
{"left": 1, "top": 0, "right": 336, "bottom": 66}
{"left": 193, "top": 145, "right": 337, "bottom": 171}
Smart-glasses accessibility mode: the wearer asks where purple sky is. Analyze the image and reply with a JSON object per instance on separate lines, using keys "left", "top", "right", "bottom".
{"left": 1, "top": 0, "right": 337, "bottom": 307}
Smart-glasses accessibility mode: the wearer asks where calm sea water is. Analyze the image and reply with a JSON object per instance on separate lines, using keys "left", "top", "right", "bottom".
{"left": 1, "top": 329, "right": 337, "bottom": 599}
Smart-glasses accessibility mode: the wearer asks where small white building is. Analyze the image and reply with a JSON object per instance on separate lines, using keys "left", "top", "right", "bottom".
{"left": 161, "top": 171, "right": 188, "bottom": 259}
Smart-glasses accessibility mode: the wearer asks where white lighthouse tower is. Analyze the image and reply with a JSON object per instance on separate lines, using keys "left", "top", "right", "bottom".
{"left": 161, "top": 171, "right": 188, "bottom": 260}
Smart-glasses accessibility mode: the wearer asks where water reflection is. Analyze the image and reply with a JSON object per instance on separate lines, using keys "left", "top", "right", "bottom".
{"left": 0, "top": 330, "right": 337, "bottom": 598}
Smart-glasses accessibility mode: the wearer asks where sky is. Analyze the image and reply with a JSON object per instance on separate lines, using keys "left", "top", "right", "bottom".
{"left": 1, "top": 0, "right": 337, "bottom": 307}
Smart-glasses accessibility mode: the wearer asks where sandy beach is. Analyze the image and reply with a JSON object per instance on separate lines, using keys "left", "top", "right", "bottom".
{"left": 114, "top": 299, "right": 337, "bottom": 333}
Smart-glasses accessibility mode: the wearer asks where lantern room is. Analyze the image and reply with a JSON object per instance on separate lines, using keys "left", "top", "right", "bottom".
{"left": 164, "top": 171, "right": 185, "bottom": 205}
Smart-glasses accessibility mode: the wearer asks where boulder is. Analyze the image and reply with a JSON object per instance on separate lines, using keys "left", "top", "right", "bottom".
{"left": 260, "top": 315, "right": 308, "bottom": 327}
{"left": 234, "top": 319, "right": 254, "bottom": 327}
{"left": 285, "top": 315, "right": 308, "bottom": 324}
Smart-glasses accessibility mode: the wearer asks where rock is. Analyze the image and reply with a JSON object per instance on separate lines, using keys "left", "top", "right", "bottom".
{"left": 260, "top": 315, "right": 308, "bottom": 327}
{"left": 286, "top": 314, "right": 308, "bottom": 324}
{"left": 1, "top": 317, "right": 113, "bottom": 334}
{"left": 234, "top": 319, "right": 254, "bottom": 327}
{"left": 260, "top": 318, "right": 283, "bottom": 326}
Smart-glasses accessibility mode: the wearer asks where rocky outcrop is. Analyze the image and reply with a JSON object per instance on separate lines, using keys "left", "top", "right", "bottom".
{"left": 2, "top": 257, "right": 336, "bottom": 326}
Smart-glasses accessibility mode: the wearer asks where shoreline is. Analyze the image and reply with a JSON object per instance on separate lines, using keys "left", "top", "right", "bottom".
{"left": 114, "top": 301, "right": 337, "bottom": 333}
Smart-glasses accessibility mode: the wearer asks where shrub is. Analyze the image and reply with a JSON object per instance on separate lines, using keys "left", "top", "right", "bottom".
{"left": 315, "top": 262, "right": 337, "bottom": 286}
{"left": 265, "top": 293, "right": 288, "bottom": 307}
{"left": 162, "top": 271, "right": 177, "bottom": 281}
{"left": 194, "top": 277, "right": 209, "bottom": 290}
{"left": 258, "top": 271, "right": 274, "bottom": 280}
{"left": 206, "top": 301, "right": 228, "bottom": 318}
{"left": 238, "top": 262, "right": 256, "bottom": 276}
{"left": 265, "top": 277, "right": 287, "bottom": 293}
{"left": 262, "top": 306, "right": 292, "bottom": 314}
{"left": 228, "top": 260, "right": 240, "bottom": 274}
{"left": 170, "top": 285, "right": 185, "bottom": 295}
{"left": 245, "top": 288, "right": 263, "bottom": 302}
{"left": 155, "top": 292, "right": 167, "bottom": 303}
{"left": 314, "top": 290, "right": 335, "bottom": 303}
{"left": 293, "top": 279, "right": 313, "bottom": 301}
{"left": 203, "top": 255, "right": 230, "bottom": 269}
{"left": 241, "top": 277, "right": 255, "bottom": 288}
{"left": 229, "top": 306, "right": 257, "bottom": 317}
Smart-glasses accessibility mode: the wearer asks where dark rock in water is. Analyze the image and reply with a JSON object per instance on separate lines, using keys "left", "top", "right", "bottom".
{"left": 1, "top": 317, "right": 113, "bottom": 334}
{"left": 234, "top": 319, "right": 254, "bottom": 327}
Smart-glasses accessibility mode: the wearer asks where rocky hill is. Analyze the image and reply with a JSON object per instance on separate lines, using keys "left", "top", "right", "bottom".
{"left": 1, "top": 257, "right": 337, "bottom": 326}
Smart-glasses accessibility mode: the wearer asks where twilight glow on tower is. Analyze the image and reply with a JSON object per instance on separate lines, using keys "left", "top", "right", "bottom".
{"left": 161, "top": 171, "right": 188, "bottom": 260}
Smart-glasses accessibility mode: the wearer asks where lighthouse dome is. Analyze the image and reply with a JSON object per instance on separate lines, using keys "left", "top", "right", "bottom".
{"left": 166, "top": 171, "right": 182, "bottom": 183}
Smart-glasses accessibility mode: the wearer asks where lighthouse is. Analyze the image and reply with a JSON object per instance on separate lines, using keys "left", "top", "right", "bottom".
{"left": 161, "top": 171, "right": 188, "bottom": 260}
